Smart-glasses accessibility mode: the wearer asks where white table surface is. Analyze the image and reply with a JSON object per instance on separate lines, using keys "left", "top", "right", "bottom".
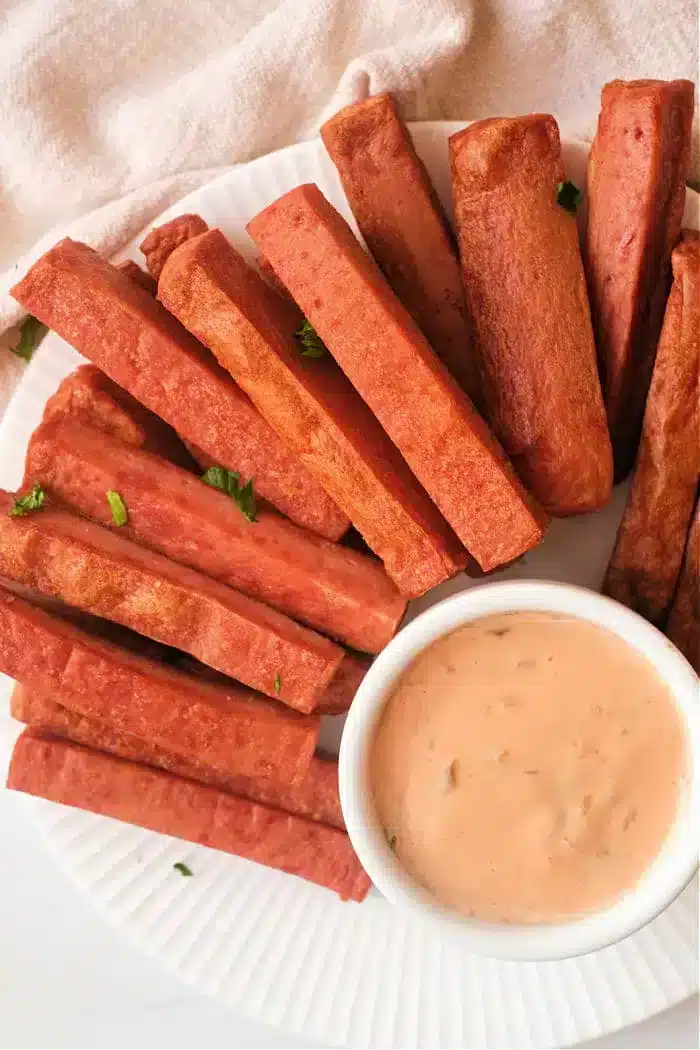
{"left": 2, "top": 786, "right": 698, "bottom": 1050}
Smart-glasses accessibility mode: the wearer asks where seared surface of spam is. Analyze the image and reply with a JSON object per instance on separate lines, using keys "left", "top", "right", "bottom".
{"left": 321, "top": 94, "right": 481, "bottom": 405}
{"left": 0, "top": 492, "right": 344, "bottom": 710}
{"left": 316, "top": 652, "right": 370, "bottom": 716}
{"left": 450, "top": 115, "right": 613, "bottom": 515}
{"left": 585, "top": 79, "right": 695, "bottom": 480}
{"left": 8, "top": 731, "right": 368, "bottom": 899}
{"left": 248, "top": 184, "right": 549, "bottom": 571}
{"left": 11, "top": 239, "right": 348, "bottom": 539}
{"left": 0, "top": 588, "right": 319, "bottom": 782}
{"left": 117, "top": 259, "right": 158, "bottom": 295}
{"left": 26, "top": 417, "right": 407, "bottom": 653}
{"left": 604, "top": 233, "right": 700, "bottom": 623}
{"left": 140, "top": 214, "right": 209, "bottom": 279}
{"left": 158, "top": 229, "right": 468, "bottom": 597}
{"left": 666, "top": 503, "right": 700, "bottom": 673}
{"left": 12, "top": 687, "right": 345, "bottom": 829}
{"left": 42, "top": 364, "right": 196, "bottom": 470}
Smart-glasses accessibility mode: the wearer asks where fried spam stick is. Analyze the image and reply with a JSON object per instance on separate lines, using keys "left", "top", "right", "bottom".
{"left": 140, "top": 214, "right": 209, "bottom": 279}
{"left": 117, "top": 259, "right": 158, "bottom": 295}
{"left": 149, "top": 218, "right": 459, "bottom": 596}
{"left": 0, "top": 491, "right": 344, "bottom": 712}
{"left": 41, "top": 364, "right": 196, "bottom": 471}
{"left": 604, "top": 232, "right": 699, "bottom": 623}
{"left": 8, "top": 731, "right": 369, "bottom": 900}
{"left": 170, "top": 647, "right": 366, "bottom": 716}
{"left": 25, "top": 417, "right": 407, "bottom": 653}
{"left": 12, "top": 687, "right": 345, "bottom": 829}
{"left": 666, "top": 502, "right": 699, "bottom": 673}
{"left": 255, "top": 252, "right": 300, "bottom": 308}
{"left": 248, "top": 184, "right": 549, "bottom": 573}
{"left": 450, "top": 115, "right": 613, "bottom": 515}
{"left": 316, "top": 652, "right": 370, "bottom": 716}
{"left": 158, "top": 229, "right": 469, "bottom": 597}
{"left": 321, "top": 94, "right": 481, "bottom": 404}
{"left": 585, "top": 78, "right": 695, "bottom": 480}
{"left": 11, "top": 239, "right": 349, "bottom": 540}
{"left": 0, "top": 588, "right": 319, "bottom": 783}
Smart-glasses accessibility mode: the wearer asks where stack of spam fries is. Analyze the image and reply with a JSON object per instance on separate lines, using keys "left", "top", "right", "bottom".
{"left": 2, "top": 77, "right": 698, "bottom": 900}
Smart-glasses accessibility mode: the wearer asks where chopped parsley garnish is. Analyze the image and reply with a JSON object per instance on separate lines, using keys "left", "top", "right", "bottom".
{"left": 173, "top": 862, "right": 193, "bottom": 877}
{"left": 385, "top": 830, "right": 397, "bottom": 852}
{"left": 10, "top": 482, "right": 45, "bottom": 517}
{"left": 556, "top": 180, "right": 582, "bottom": 214}
{"left": 201, "top": 466, "right": 257, "bottom": 523}
{"left": 295, "top": 319, "right": 327, "bottom": 358}
{"left": 10, "top": 316, "right": 47, "bottom": 362}
{"left": 106, "top": 490, "right": 128, "bottom": 526}
{"left": 274, "top": 674, "right": 281, "bottom": 695}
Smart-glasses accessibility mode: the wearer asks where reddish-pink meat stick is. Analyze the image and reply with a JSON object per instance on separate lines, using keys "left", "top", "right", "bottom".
{"left": 25, "top": 417, "right": 407, "bottom": 654}
{"left": 0, "top": 491, "right": 344, "bottom": 712}
{"left": 11, "top": 239, "right": 348, "bottom": 540}
{"left": 0, "top": 588, "right": 319, "bottom": 783}
{"left": 585, "top": 78, "right": 694, "bottom": 480}
{"left": 8, "top": 731, "right": 369, "bottom": 900}
{"left": 12, "top": 687, "right": 346, "bottom": 830}
{"left": 158, "top": 228, "right": 468, "bottom": 598}
{"left": 321, "top": 93, "right": 482, "bottom": 405}
{"left": 248, "top": 184, "right": 548, "bottom": 572}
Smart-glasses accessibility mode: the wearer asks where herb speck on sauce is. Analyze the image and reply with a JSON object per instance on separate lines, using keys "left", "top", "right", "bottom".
{"left": 385, "top": 830, "right": 397, "bottom": 852}
{"left": 442, "top": 759, "right": 459, "bottom": 792}
{"left": 487, "top": 627, "right": 511, "bottom": 638}
{"left": 622, "top": 809, "right": 638, "bottom": 831}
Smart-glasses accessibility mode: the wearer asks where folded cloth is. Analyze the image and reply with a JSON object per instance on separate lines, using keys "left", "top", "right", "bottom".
{"left": 0, "top": 0, "right": 696, "bottom": 362}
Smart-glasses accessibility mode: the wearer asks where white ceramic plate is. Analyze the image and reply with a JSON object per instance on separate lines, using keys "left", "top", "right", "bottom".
{"left": 0, "top": 123, "right": 698, "bottom": 1050}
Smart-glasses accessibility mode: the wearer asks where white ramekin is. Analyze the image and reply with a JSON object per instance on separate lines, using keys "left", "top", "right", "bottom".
{"left": 339, "top": 580, "right": 700, "bottom": 961}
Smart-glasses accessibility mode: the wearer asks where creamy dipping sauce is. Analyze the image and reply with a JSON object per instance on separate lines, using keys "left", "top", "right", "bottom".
{"left": 371, "top": 611, "right": 685, "bottom": 924}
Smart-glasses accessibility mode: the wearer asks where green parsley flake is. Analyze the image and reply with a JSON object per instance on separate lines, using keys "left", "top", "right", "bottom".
{"left": 274, "top": 674, "right": 281, "bottom": 695}
{"left": 10, "top": 482, "right": 45, "bottom": 517}
{"left": 556, "top": 180, "right": 582, "bottom": 214}
{"left": 173, "top": 862, "right": 193, "bottom": 877}
{"left": 295, "top": 319, "right": 327, "bottom": 358}
{"left": 201, "top": 466, "right": 257, "bottom": 523}
{"left": 10, "top": 317, "right": 47, "bottom": 362}
{"left": 106, "top": 490, "right": 128, "bottom": 526}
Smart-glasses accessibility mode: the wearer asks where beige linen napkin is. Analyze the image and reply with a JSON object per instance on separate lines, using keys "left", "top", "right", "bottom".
{"left": 0, "top": 0, "right": 696, "bottom": 411}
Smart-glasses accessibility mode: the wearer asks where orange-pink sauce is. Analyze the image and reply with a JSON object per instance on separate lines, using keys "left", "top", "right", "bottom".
{"left": 371, "top": 611, "right": 685, "bottom": 923}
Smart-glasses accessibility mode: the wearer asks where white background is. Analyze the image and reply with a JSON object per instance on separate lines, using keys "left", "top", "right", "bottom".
{"left": 2, "top": 784, "right": 697, "bottom": 1048}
